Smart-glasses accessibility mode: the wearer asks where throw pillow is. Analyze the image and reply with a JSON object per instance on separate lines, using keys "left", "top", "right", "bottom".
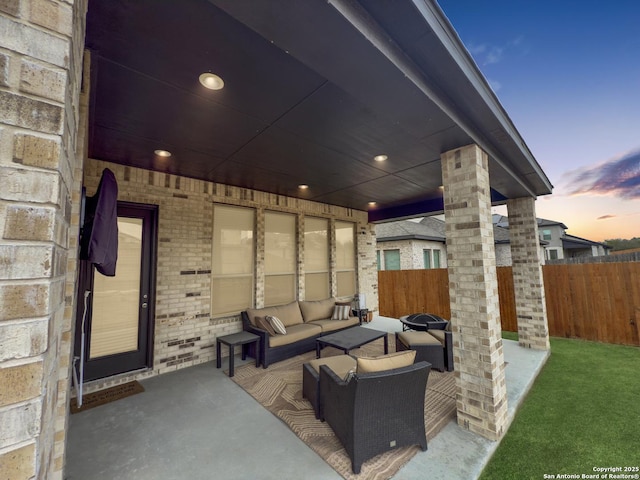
{"left": 356, "top": 350, "right": 417, "bottom": 374}
{"left": 266, "top": 315, "right": 287, "bottom": 335}
{"left": 255, "top": 316, "right": 276, "bottom": 336}
{"left": 335, "top": 300, "right": 352, "bottom": 306}
{"left": 331, "top": 305, "right": 351, "bottom": 320}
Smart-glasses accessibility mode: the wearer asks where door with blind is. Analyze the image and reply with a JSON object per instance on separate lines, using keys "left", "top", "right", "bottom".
{"left": 75, "top": 202, "right": 157, "bottom": 382}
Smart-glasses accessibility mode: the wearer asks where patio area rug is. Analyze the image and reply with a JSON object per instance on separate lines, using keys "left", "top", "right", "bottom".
{"left": 230, "top": 338, "right": 457, "bottom": 480}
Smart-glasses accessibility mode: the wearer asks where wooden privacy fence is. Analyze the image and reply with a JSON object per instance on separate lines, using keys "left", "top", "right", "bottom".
{"left": 378, "top": 262, "right": 640, "bottom": 346}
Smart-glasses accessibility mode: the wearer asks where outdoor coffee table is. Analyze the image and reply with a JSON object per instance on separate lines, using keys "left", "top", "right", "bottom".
{"left": 316, "top": 326, "right": 388, "bottom": 358}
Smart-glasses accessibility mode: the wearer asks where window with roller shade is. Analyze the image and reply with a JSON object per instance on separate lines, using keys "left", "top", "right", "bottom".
{"left": 335, "top": 221, "right": 356, "bottom": 297}
{"left": 212, "top": 205, "right": 255, "bottom": 315}
{"left": 265, "top": 211, "right": 296, "bottom": 306}
{"left": 304, "top": 217, "right": 329, "bottom": 300}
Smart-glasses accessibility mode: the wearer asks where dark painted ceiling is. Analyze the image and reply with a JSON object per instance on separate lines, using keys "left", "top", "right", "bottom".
{"left": 84, "top": 0, "right": 552, "bottom": 222}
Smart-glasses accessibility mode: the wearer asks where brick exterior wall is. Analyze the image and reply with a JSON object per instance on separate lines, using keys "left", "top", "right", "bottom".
{"left": 442, "top": 144, "right": 508, "bottom": 441}
{"left": 507, "top": 197, "right": 550, "bottom": 350}
{"left": 494, "top": 243, "right": 512, "bottom": 266}
{"left": 0, "top": 1, "right": 88, "bottom": 478}
{"left": 82, "top": 159, "right": 378, "bottom": 384}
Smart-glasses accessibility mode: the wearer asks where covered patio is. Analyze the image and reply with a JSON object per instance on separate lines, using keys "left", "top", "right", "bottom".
{"left": 65, "top": 317, "right": 548, "bottom": 479}
{"left": 0, "top": 0, "right": 553, "bottom": 478}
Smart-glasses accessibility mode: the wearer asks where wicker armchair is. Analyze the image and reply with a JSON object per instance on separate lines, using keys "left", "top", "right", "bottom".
{"left": 319, "top": 361, "right": 431, "bottom": 474}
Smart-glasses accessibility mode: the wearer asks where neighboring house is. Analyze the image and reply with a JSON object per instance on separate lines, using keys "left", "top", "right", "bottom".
{"left": 376, "top": 216, "right": 522, "bottom": 268}
{"left": 493, "top": 215, "right": 610, "bottom": 261}
{"left": 376, "top": 217, "right": 448, "bottom": 270}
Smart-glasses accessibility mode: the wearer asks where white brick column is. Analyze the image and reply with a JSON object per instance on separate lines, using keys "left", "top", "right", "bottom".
{"left": 442, "top": 144, "right": 508, "bottom": 440}
{"left": 507, "top": 197, "right": 550, "bottom": 350}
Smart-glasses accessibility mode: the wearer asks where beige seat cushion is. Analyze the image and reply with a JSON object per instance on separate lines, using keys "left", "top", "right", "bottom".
{"left": 299, "top": 298, "right": 335, "bottom": 322}
{"left": 357, "top": 350, "right": 416, "bottom": 374}
{"left": 312, "top": 316, "right": 359, "bottom": 333}
{"left": 246, "top": 301, "right": 304, "bottom": 328}
{"left": 268, "top": 323, "right": 322, "bottom": 347}
{"left": 307, "top": 355, "right": 357, "bottom": 380}
{"left": 427, "top": 330, "right": 446, "bottom": 345}
{"left": 398, "top": 331, "right": 442, "bottom": 347}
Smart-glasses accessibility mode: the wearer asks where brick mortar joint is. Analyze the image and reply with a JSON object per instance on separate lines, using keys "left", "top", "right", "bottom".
{"left": 1, "top": 13, "right": 75, "bottom": 44}
{"left": 1, "top": 82, "right": 67, "bottom": 109}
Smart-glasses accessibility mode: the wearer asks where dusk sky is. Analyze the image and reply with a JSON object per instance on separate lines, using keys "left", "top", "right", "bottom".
{"left": 438, "top": 0, "right": 640, "bottom": 241}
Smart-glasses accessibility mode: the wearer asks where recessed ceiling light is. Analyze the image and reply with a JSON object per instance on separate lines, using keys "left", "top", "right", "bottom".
{"left": 154, "top": 149, "right": 172, "bottom": 157}
{"left": 199, "top": 72, "right": 224, "bottom": 90}
{"left": 298, "top": 184, "right": 309, "bottom": 190}
{"left": 374, "top": 154, "right": 388, "bottom": 162}
{"left": 368, "top": 202, "right": 377, "bottom": 207}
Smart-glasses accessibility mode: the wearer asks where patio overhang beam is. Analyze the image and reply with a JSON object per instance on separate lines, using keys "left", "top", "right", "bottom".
{"left": 368, "top": 188, "right": 507, "bottom": 223}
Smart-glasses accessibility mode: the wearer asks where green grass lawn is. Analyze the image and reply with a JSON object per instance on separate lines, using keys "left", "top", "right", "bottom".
{"left": 481, "top": 335, "right": 640, "bottom": 479}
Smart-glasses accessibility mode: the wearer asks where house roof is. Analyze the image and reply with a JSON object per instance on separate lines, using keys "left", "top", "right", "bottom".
{"left": 492, "top": 214, "right": 568, "bottom": 230}
{"left": 376, "top": 218, "right": 445, "bottom": 243}
{"left": 537, "top": 218, "right": 568, "bottom": 229}
{"left": 493, "top": 214, "right": 613, "bottom": 248}
{"left": 492, "top": 225, "right": 512, "bottom": 244}
{"left": 84, "top": 0, "right": 552, "bottom": 223}
{"left": 562, "top": 234, "right": 611, "bottom": 250}
{"left": 376, "top": 216, "right": 515, "bottom": 245}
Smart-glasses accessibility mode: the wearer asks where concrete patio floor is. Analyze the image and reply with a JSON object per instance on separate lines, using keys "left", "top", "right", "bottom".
{"left": 65, "top": 317, "right": 549, "bottom": 480}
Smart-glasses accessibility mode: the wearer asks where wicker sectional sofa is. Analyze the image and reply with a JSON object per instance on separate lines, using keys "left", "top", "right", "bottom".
{"left": 241, "top": 297, "right": 359, "bottom": 368}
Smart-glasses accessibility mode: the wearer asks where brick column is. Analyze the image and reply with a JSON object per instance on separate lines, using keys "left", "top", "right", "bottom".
{"left": 0, "top": 1, "right": 88, "bottom": 478}
{"left": 442, "top": 144, "right": 508, "bottom": 441}
{"left": 507, "top": 197, "right": 550, "bottom": 350}
{"left": 254, "top": 208, "right": 265, "bottom": 308}
{"left": 297, "top": 213, "right": 305, "bottom": 299}
{"left": 356, "top": 222, "right": 378, "bottom": 314}
{"left": 329, "top": 218, "right": 337, "bottom": 297}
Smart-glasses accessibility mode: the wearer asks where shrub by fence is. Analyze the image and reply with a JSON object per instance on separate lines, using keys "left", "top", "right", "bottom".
{"left": 378, "top": 262, "right": 640, "bottom": 346}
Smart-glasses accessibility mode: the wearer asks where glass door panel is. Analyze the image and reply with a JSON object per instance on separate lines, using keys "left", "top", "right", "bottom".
{"left": 89, "top": 217, "right": 143, "bottom": 358}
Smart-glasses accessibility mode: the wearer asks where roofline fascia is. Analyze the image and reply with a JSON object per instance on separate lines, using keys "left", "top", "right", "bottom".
{"left": 328, "top": 0, "right": 544, "bottom": 198}
{"left": 563, "top": 234, "right": 611, "bottom": 248}
{"left": 377, "top": 234, "right": 445, "bottom": 243}
{"left": 410, "top": 0, "right": 554, "bottom": 195}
